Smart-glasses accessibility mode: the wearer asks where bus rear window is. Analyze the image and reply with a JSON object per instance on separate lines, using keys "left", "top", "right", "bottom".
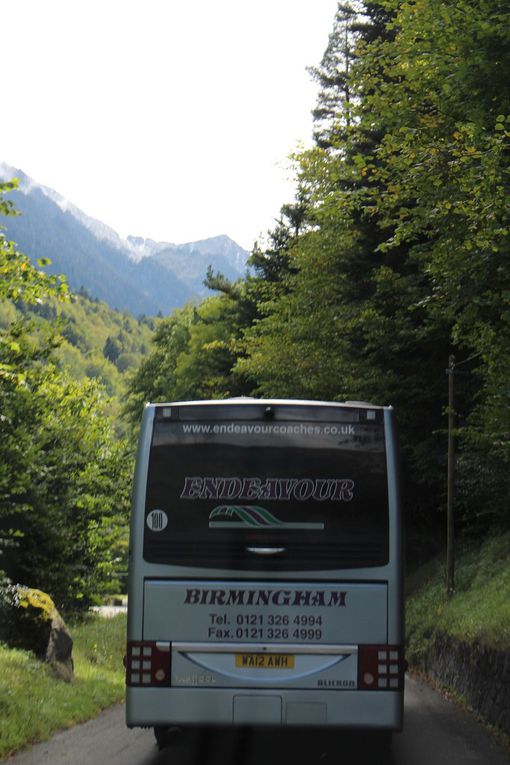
{"left": 143, "top": 416, "right": 389, "bottom": 570}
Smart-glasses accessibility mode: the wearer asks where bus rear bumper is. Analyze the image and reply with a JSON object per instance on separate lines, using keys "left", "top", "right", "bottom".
{"left": 126, "top": 687, "right": 403, "bottom": 731}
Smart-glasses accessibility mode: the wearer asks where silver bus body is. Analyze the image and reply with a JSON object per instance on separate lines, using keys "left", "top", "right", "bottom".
{"left": 126, "top": 399, "right": 404, "bottom": 732}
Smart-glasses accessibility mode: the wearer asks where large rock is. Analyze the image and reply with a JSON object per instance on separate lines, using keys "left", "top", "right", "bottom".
{"left": 0, "top": 584, "right": 74, "bottom": 682}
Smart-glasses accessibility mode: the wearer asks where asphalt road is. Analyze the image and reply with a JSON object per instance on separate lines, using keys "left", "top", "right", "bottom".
{"left": 2, "top": 676, "right": 509, "bottom": 765}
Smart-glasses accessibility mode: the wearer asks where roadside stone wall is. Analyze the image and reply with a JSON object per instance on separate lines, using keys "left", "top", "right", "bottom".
{"left": 419, "top": 632, "right": 510, "bottom": 734}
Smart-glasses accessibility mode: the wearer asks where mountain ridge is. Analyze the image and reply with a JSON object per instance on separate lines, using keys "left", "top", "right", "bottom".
{"left": 0, "top": 162, "right": 249, "bottom": 316}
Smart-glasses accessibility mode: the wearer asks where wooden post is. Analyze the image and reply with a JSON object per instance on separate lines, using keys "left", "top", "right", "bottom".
{"left": 446, "top": 354, "right": 455, "bottom": 596}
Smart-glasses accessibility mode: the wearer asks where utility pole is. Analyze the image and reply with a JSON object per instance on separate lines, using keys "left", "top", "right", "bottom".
{"left": 446, "top": 354, "right": 456, "bottom": 596}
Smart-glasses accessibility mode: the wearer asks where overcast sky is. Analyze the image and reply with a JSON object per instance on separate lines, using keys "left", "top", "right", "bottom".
{"left": 2, "top": 0, "right": 338, "bottom": 251}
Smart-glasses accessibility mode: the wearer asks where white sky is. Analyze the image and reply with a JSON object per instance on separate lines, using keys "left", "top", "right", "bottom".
{"left": 2, "top": 0, "right": 338, "bottom": 251}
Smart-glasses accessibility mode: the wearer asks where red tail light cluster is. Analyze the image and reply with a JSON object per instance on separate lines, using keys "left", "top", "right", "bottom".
{"left": 358, "top": 645, "right": 404, "bottom": 691}
{"left": 126, "top": 641, "right": 171, "bottom": 687}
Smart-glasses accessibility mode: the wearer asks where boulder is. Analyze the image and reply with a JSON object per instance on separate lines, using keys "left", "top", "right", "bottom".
{"left": 0, "top": 584, "right": 74, "bottom": 682}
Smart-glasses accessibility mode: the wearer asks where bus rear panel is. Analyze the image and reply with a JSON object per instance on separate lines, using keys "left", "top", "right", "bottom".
{"left": 126, "top": 399, "right": 403, "bottom": 732}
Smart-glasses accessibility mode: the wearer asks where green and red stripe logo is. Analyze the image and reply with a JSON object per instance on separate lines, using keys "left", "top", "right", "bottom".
{"left": 208, "top": 505, "right": 324, "bottom": 530}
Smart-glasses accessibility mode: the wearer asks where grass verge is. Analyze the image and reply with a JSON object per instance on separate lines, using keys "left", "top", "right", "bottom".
{"left": 0, "top": 613, "right": 126, "bottom": 759}
{"left": 406, "top": 530, "right": 510, "bottom": 663}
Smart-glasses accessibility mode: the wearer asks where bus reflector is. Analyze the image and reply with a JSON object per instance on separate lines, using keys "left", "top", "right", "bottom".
{"left": 358, "top": 645, "right": 404, "bottom": 691}
{"left": 126, "top": 641, "right": 171, "bottom": 687}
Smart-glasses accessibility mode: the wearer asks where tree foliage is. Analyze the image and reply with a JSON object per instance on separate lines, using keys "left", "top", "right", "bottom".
{"left": 1, "top": 178, "right": 131, "bottom": 611}
{"left": 127, "top": 1, "right": 510, "bottom": 540}
{"left": 0, "top": 180, "right": 68, "bottom": 308}
{"left": 125, "top": 288, "right": 255, "bottom": 424}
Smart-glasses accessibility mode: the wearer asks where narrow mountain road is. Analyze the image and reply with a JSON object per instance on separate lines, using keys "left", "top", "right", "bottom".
{"left": 2, "top": 676, "right": 508, "bottom": 765}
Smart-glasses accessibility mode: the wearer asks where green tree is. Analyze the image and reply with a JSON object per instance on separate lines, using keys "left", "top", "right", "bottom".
{"left": 126, "top": 289, "right": 254, "bottom": 425}
{"left": 351, "top": 0, "right": 510, "bottom": 528}
{"left": 0, "top": 348, "right": 131, "bottom": 611}
{"left": 125, "top": 304, "right": 194, "bottom": 424}
{"left": 103, "top": 335, "right": 122, "bottom": 364}
{"left": 238, "top": 0, "right": 481, "bottom": 530}
{"left": 1, "top": 177, "right": 130, "bottom": 610}
{"left": 0, "top": 180, "right": 68, "bottom": 307}
{"left": 125, "top": 0, "right": 510, "bottom": 539}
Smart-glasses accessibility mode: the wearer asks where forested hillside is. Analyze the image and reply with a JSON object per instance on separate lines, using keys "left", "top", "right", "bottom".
{"left": 128, "top": 0, "right": 510, "bottom": 546}
{"left": 0, "top": 289, "right": 155, "bottom": 422}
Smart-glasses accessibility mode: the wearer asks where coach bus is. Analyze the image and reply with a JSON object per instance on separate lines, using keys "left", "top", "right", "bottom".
{"left": 125, "top": 398, "right": 404, "bottom": 752}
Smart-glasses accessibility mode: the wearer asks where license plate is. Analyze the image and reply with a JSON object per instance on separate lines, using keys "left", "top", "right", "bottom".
{"left": 235, "top": 653, "right": 295, "bottom": 669}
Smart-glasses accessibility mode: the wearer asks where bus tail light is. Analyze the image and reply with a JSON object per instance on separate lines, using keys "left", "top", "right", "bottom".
{"left": 126, "top": 641, "right": 171, "bottom": 687}
{"left": 358, "top": 645, "right": 404, "bottom": 691}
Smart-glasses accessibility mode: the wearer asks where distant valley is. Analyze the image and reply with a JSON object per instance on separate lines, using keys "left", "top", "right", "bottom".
{"left": 0, "top": 163, "right": 249, "bottom": 316}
